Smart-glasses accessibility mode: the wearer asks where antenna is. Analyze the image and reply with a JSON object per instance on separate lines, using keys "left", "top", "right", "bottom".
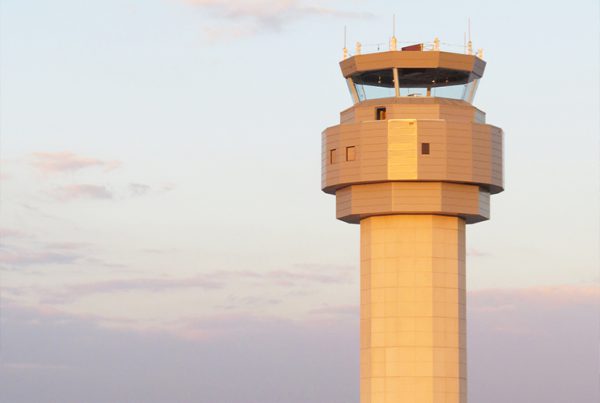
{"left": 343, "top": 25, "right": 348, "bottom": 59}
{"left": 390, "top": 14, "right": 397, "bottom": 51}
{"left": 468, "top": 18, "right": 471, "bottom": 43}
{"left": 467, "top": 18, "right": 473, "bottom": 55}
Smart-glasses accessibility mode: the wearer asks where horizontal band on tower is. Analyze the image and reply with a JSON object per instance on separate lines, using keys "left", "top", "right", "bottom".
{"left": 322, "top": 117, "right": 503, "bottom": 195}
{"left": 339, "top": 97, "right": 487, "bottom": 125}
{"left": 336, "top": 182, "right": 490, "bottom": 224}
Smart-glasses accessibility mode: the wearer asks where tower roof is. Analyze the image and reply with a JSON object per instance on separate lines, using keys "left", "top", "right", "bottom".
{"left": 340, "top": 50, "right": 485, "bottom": 88}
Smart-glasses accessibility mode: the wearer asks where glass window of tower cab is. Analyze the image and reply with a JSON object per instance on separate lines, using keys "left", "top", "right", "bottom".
{"left": 350, "top": 66, "right": 481, "bottom": 104}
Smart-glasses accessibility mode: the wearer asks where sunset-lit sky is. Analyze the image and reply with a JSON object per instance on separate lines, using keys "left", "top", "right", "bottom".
{"left": 1, "top": 1, "right": 598, "bottom": 402}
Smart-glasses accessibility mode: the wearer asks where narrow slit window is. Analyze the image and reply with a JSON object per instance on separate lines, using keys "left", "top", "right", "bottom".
{"left": 346, "top": 146, "right": 356, "bottom": 161}
{"left": 329, "top": 149, "right": 336, "bottom": 164}
{"left": 375, "top": 107, "right": 386, "bottom": 120}
{"left": 421, "top": 143, "right": 430, "bottom": 155}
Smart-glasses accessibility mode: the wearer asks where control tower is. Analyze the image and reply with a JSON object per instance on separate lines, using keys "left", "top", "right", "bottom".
{"left": 321, "top": 40, "right": 503, "bottom": 403}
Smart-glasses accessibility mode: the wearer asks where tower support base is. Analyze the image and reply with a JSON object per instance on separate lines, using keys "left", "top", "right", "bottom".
{"left": 360, "top": 215, "right": 466, "bottom": 403}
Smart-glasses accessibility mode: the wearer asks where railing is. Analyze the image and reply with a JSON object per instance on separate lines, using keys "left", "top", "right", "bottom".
{"left": 343, "top": 38, "right": 483, "bottom": 60}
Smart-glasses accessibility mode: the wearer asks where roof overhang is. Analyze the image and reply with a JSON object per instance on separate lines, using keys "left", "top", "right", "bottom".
{"left": 340, "top": 51, "right": 486, "bottom": 80}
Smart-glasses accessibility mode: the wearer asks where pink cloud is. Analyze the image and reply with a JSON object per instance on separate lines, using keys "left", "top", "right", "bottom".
{"left": 30, "top": 151, "right": 120, "bottom": 174}
{"left": 467, "top": 247, "right": 492, "bottom": 257}
{"left": 211, "top": 265, "right": 355, "bottom": 286}
{"left": 470, "top": 284, "right": 600, "bottom": 308}
{"left": 40, "top": 276, "right": 225, "bottom": 303}
{"left": 69, "top": 276, "right": 224, "bottom": 293}
{"left": 51, "top": 184, "right": 113, "bottom": 201}
{"left": 308, "top": 304, "right": 358, "bottom": 317}
{"left": 233, "top": 269, "right": 353, "bottom": 286}
{"left": 190, "top": 0, "right": 370, "bottom": 21}
{"left": 188, "top": 0, "right": 372, "bottom": 40}
{"left": 1, "top": 284, "right": 598, "bottom": 402}
{"left": 45, "top": 242, "right": 90, "bottom": 250}
{"left": 0, "top": 228, "right": 28, "bottom": 239}
{"left": 32, "top": 266, "right": 354, "bottom": 304}
{"left": 468, "top": 284, "right": 599, "bottom": 403}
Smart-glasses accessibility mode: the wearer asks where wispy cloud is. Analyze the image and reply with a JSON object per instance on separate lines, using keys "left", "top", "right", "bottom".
{"left": 0, "top": 250, "right": 80, "bottom": 267}
{"left": 44, "top": 242, "right": 90, "bottom": 250}
{"left": 468, "top": 284, "right": 600, "bottom": 402}
{"left": 0, "top": 228, "right": 29, "bottom": 239}
{"left": 64, "top": 276, "right": 225, "bottom": 295}
{"left": 2, "top": 285, "right": 598, "bottom": 403}
{"left": 51, "top": 184, "right": 113, "bottom": 201}
{"left": 470, "top": 284, "right": 600, "bottom": 308}
{"left": 128, "top": 182, "right": 174, "bottom": 197}
{"left": 308, "top": 304, "right": 358, "bottom": 317}
{"left": 30, "top": 152, "right": 120, "bottom": 174}
{"left": 0, "top": 239, "right": 122, "bottom": 270}
{"left": 0, "top": 298, "right": 359, "bottom": 402}
{"left": 128, "top": 183, "right": 151, "bottom": 196}
{"left": 188, "top": 0, "right": 372, "bottom": 40}
{"left": 29, "top": 265, "right": 354, "bottom": 304}
{"left": 211, "top": 267, "right": 354, "bottom": 286}
{"left": 36, "top": 275, "right": 224, "bottom": 304}
{"left": 468, "top": 247, "right": 492, "bottom": 257}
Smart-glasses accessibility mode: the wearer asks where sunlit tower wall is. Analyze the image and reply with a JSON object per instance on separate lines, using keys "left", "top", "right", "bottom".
{"left": 321, "top": 41, "right": 503, "bottom": 403}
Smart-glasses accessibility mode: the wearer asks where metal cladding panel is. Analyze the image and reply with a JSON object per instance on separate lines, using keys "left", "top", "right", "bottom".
{"left": 322, "top": 117, "right": 504, "bottom": 194}
{"left": 359, "top": 215, "right": 467, "bottom": 403}
{"left": 322, "top": 121, "right": 389, "bottom": 191}
{"left": 387, "top": 120, "right": 418, "bottom": 179}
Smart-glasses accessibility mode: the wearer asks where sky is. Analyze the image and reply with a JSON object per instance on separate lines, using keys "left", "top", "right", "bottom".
{"left": 0, "top": 0, "right": 598, "bottom": 402}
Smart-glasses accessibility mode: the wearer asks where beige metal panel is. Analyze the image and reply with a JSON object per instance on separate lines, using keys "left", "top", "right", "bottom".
{"left": 360, "top": 215, "right": 467, "bottom": 403}
{"left": 340, "top": 51, "right": 484, "bottom": 79}
{"left": 490, "top": 127, "right": 504, "bottom": 188}
{"left": 322, "top": 121, "right": 389, "bottom": 191}
{"left": 417, "top": 120, "right": 503, "bottom": 193}
{"left": 340, "top": 107, "right": 356, "bottom": 124}
{"left": 387, "top": 120, "right": 419, "bottom": 179}
{"left": 336, "top": 182, "right": 489, "bottom": 224}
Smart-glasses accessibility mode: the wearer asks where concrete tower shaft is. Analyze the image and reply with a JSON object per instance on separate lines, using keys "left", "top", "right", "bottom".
{"left": 321, "top": 49, "right": 504, "bottom": 403}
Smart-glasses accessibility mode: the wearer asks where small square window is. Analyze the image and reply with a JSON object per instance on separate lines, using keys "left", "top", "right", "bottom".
{"left": 421, "top": 143, "right": 430, "bottom": 155}
{"left": 329, "top": 149, "right": 336, "bottom": 164}
{"left": 346, "top": 146, "right": 356, "bottom": 161}
{"left": 375, "top": 107, "right": 386, "bottom": 120}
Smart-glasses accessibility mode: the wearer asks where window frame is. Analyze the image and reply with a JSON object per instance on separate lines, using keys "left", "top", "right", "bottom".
{"left": 346, "top": 146, "right": 356, "bottom": 161}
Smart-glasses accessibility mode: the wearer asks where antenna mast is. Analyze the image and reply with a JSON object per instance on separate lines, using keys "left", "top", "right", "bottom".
{"left": 390, "top": 14, "right": 397, "bottom": 50}
{"left": 343, "top": 25, "right": 348, "bottom": 59}
{"left": 467, "top": 18, "right": 473, "bottom": 55}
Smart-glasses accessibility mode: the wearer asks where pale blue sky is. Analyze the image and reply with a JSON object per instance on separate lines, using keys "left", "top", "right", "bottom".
{"left": 0, "top": 0, "right": 598, "bottom": 402}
